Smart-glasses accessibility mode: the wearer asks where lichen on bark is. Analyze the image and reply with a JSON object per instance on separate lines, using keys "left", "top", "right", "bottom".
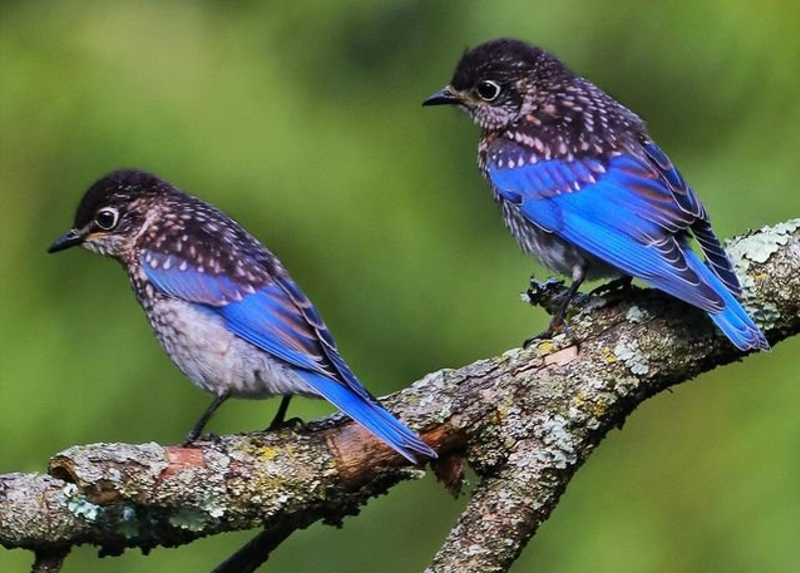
{"left": 2, "top": 221, "right": 798, "bottom": 573}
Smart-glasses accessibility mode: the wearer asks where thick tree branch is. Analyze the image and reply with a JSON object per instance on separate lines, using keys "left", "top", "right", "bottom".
{"left": 2, "top": 220, "right": 798, "bottom": 573}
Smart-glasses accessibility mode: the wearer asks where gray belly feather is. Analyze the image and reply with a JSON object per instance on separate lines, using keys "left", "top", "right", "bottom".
{"left": 499, "top": 199, "right": 620, "bottom": 281}
{"left": 145, "top": 297, "right": 320, "bottom": 399}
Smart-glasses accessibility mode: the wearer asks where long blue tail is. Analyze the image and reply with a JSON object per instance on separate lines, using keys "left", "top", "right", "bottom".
{"left": 684, "top": 251, "right": 769, "bottom": 351}
{"left": 299, "top": 371, "right": 437, "bottom": 463}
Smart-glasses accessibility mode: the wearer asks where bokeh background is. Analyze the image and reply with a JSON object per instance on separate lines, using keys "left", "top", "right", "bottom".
{"left": 2, "top": 1, "right": 799, "bottom": 572}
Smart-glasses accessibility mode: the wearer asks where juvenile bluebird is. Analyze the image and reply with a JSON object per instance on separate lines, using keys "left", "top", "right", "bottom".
{"left": 49, "top": 170, "right": 437, "bottom": 463}
{"left": 424, "top": 38, "right": 768, "bottom": 351}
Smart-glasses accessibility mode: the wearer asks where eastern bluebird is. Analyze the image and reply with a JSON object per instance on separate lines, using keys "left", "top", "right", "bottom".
{"left": 49, "top": 170, "right": 436, "bottom": 463}
{"left": 423, "top": 38, "right": 769, "bottom": 351}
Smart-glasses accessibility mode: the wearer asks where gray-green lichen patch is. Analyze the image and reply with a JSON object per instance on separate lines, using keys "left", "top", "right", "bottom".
{"left": 576, "top": 295, "right": 608, "bottom": 316}
{"left": 531, "top": 414, "right": 577, "bottom": 469}
{"left": 63, "top": 483, "right": 101, "bottom": 522}
{"left": 613, "top": 339, "right": 649, "bottom": 376}
{"left": 169, "top": 508, "right": 209, "bottom": 532}
{"left": 402, "top": 469, "right": 428, "bottom": 482}
{"left": 53, "top": 442, "right": 169, "bottom": 494}
{"left": 746, "top": 300, "right": 781, "bottom": 332}
{"left": 726, "top": 219, "right": 799, "bottom": 330}
{"left": 417, "top": 370, "right": 450, "bottom": 408}
{"left": 201, "top": 497, "right": 226, "bottom": 519}
{"left": 567, "top": 404, "right": 602, "bottom": 431}
{"left": 119, "top": 505, "right": 140, "bottom": 539}
{"left": 501, "top": 347, "right": 527, "bottom": 361}
{"left": 415, "top": 367, "right": 465, "bottom": 422}
{"left": 727, "top": 219, "right": 799, "bottom": 265}
{"left": 625, "top": 306, "right": 648, "bottom": 324}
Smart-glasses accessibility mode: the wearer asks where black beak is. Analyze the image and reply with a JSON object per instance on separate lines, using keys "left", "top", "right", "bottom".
{"left": 422, "top": 86, "right": 462, "bottom": 107}
{"left": 48, "top": 229, "right": 85, "bottom": 253}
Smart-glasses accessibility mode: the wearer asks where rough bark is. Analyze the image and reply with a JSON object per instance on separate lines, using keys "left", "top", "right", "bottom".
{"left": 2, "top": 219, "right": 798, "bottom": 573}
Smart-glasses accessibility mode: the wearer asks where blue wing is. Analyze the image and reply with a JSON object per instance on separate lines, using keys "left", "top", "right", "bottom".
{"left": 488, "top": 142, "right": 732, "bottom": 309}
{"left": 640, "top": 141, "right": 741, "bottom": 297}
{"left": 141, "top": 250, "right": 436, "bottom": 461}
{"left": 486, "top": 139, "right": 767, "bottom": 350}
{"left": 140, "top": 251, "right": 343, "bottom": 378}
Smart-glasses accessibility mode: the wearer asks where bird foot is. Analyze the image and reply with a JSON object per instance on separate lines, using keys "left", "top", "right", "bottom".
{"left": 266, "top": 416, "right": 305, "bottom": 432}
{"left": 523, "top": 329, "right": 551, "bottom": 348}
{"left": 523, "top": 322, "right": 580, "bottom": 349}
{"left": 182, "top": 431, "right": 222, "bottom": 447}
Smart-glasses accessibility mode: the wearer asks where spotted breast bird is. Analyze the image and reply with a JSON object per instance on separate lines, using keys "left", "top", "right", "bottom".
{"left": 423, "top": 38, "right": 768, "bottom": 351}
{"left": 49, "top": 169, "right": 437, "bottom": 463}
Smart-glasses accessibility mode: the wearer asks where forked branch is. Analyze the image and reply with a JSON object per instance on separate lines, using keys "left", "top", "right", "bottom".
{"left": 2, "top": 220, "right": 798, "bottom": 573}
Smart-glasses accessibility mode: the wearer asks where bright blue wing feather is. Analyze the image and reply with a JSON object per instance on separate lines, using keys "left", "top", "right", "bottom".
{"left": 298, "top": 371, "right": 437, "bottom": 463}
{"left": 486, "top": 145, "right": 767, "bottom": 349}
{"left": 488, "top": 154, "right": 725, "bottom": 312}
{"left": 142, "top": 251, "right": 368, "bottom": 388}
{"left": 139, "top": 254, "right": 242, "bottom": 305}
{"left": 216, "top": 286, "right": 334, "bottom": 374}
{"left": 682, "top": 250, "right": 768, "bottom": 351}
{"left": 642, "top": 141, "right": 741, "bottom": 296}
{"left": 141, "top": 251, "right": 436, "bottom": 460}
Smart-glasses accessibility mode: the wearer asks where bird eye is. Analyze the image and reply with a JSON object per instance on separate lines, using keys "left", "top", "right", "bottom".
{"left": 95, "top": 207, "right": 119, "bottom": 231}
{"left": 476, "top": 80, "right": 501, "bottom": 102}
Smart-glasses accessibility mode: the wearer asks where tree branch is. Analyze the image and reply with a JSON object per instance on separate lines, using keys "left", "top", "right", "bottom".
{"left": 2, "top": 219, "right": 798, "bottom": 573}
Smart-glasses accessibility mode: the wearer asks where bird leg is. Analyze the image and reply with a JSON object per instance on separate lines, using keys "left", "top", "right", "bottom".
{"left": 524, "top": 271, "right": 585, "bottom": 348}
{"left": 267, "top": 395, "right": 292, "bottom": 430}
{"left": 266, "top": 395, "right": 304, "bottom": 431}
{"left": 183, "top": 393, "right": 229, "bottom": 446}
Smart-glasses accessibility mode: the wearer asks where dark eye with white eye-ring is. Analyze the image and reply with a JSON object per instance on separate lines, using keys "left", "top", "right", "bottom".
{"left": 476, "top": 80, "right": 501, "bottom": 102}
{"left": 95, "top": 207, "right": 119, "bottom": 231}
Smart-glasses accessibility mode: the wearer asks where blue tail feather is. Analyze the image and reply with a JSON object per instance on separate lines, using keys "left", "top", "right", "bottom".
{"left": 299, "top": 371, "right": 437, "bottom": 463}
{"left": 684, "top": 251, "right": 769, "bottom": 351}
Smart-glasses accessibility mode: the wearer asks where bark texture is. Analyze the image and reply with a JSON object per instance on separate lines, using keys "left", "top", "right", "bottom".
{"left": 2, "top": 219, "right": 798, "bottom": 573}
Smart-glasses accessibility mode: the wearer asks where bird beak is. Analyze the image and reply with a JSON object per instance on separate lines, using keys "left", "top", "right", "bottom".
{"left": 422, "top": 86, "right": 462, "bottom": 106}
{"left": 48, "top": 228, "right": 85, "bottom": 253}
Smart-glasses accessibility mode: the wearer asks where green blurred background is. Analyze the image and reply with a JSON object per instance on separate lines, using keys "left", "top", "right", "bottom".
{"left": 2, "top": 0, "right": 798, "bottom": 571}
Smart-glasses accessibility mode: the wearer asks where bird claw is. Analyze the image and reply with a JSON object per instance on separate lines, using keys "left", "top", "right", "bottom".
{"left": 182, "top": 431, "right": 200, "bottom": 447}
{"left": 523, "top": 331, "right": 550, "bottom": 348}
{"left": 266, "top": 416, "right": 305, "bottom": 432}
{"left": 523, "top": 322, "right": 580, "bottom": 349}
{"left": 182, "top": 431, "right": 222, "bottom": 447}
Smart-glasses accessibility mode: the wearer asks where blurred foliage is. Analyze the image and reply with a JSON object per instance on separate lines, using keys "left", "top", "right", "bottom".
{"left": 1, "top": 0, "right": 799, "bottom": 572}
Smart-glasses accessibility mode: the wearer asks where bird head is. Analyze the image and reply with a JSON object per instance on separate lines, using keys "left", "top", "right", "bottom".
{"left": 423, "top": 38, "right": 570, "bottom": 131}
{"left": 48, "top": 170, "right": 167, "bottom": 259}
